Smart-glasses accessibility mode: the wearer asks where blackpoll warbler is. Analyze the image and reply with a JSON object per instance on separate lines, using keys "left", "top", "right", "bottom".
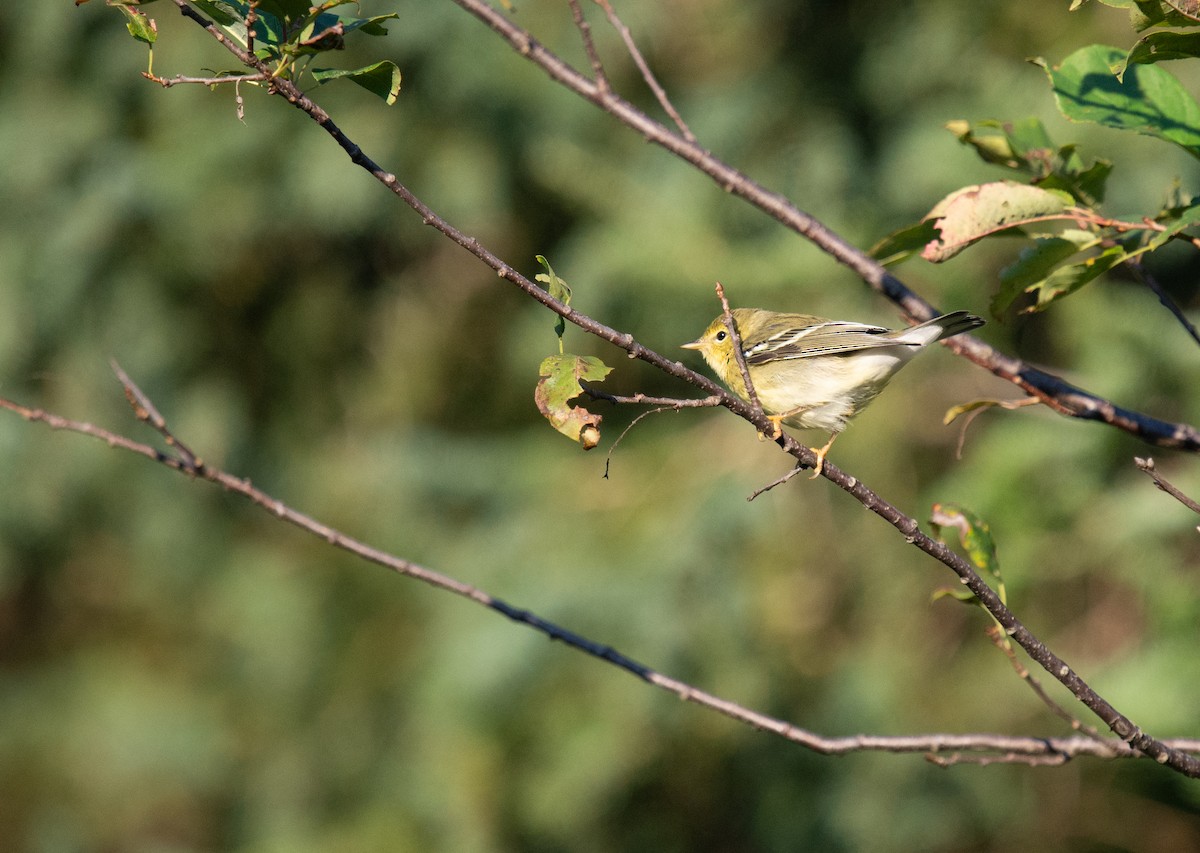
{"left": 683, "top": 308, "right": 984, "bottom": 476}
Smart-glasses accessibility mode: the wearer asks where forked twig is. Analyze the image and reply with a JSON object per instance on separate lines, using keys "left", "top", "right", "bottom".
{"left": 593, "top": 0, "right": 696, "bottom": 142}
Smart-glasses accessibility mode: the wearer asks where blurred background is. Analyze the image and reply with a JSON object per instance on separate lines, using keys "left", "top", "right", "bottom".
{"left": 2, "top": 1, "right": 1200, "bottom": 850}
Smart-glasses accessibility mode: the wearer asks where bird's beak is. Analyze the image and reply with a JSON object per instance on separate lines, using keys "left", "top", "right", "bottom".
{"left": 681, "top": 339, "right": 703, "bottom": 350}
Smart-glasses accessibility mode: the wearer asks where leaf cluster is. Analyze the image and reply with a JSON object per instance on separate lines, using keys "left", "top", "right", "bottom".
{"left": 113, "top": 0, "right": 402, "bottom": 102}
{"left": 873, "top": 6, "right": 1200, "bottom": 318}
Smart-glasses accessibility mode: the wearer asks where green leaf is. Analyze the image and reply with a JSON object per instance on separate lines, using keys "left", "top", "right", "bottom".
{"left": 1038, "top": 44, "right": 1200, "bottom": 159}
{"left": 1038, "top": 157, "right": 1112, "bottom": 207}
{"left": 342, "top": 13, "right": 399, "bottom": 37}
{"left": 534, "top": 355, "right": 612, "bottom": 448}
{"left": 942, "top": 398, "right": 1025, "bottom": 425}
{"left": 1026, "top": 243, "right": 1128, "bottom": 312}
{"left": 255, "top": 0, "right": 319, "bottom": 21}
{"left": 535, "top": 255, "right": 572, "bottom": 344}
{"left": 930, "top": 504, "right": 1002, "bottom": 587}
{"left": 1125, "top": 0, "right": 1200, "bottom": 30}
{"left": 945, "top": 120, "right": 1112, "bottom": 205}
{"left": 923, "top": 181, "right": 1073, "bottom": 262}
{"left": 994, "top": 231, "right": 1096, "bottom": 315}
{"left": 298, "top": 13, "right": 347, "bottom": 52}
{"left": 189, "top": 0, "right": 246, "bottom": 28}
{"left": 1002, "top": 116, "right": 1057, "bottom": 158}
{"left": 191, "top": 0, "right": 286, "bottom": 52}
{"left": 945, "top": 119, "right": 1025, "bottom": 169}
{"left": 868, "top": 220, "right": 939, "bottom": 265}
{"left": 118, "top": 4, "right": 158, "bottom": 44}
{"left": 931, "top": 587, "right": 980, "bottom": 604}
{"left": 188, "top": 1, "right": 394, "bottom": 59}
{"left": 311, "top": 61, "right": 402, "bottom": 105}
{"left": 296, "top": 11, "right": 398, "bottom": 53}
{"left": 1117, "top": 31, "right": 1200, "bottom": 79}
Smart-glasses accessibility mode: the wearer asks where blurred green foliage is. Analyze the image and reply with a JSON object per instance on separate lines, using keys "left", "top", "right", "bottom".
{"left": 2, "top": 1, "right": 1200, "bottom": 850}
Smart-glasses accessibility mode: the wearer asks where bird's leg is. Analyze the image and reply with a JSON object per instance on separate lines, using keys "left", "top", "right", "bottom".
{"left": 761, "top": 414, "right": 786, "bottom": 441}
{"left": 758, "top": 408, "right": 838, "bottom": 479}
{"left": 808, "top": 432, "right": 840, "bottom": 479}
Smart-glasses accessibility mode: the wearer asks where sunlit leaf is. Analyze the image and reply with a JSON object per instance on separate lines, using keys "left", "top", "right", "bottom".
{"left": 1038, "top": 44, "right": 1200, "bottom": 159}
{"left": 923, "top": 182, "right": 1073, "bottom": 262}
{"left": 1115, "top": 31, "right": 1200, "bottom": 79}
{"left": 535, "top": 355, "right": 612, "bottom": 448}
{"left": 118, "top": 3, "right": 157, "bottom": 44}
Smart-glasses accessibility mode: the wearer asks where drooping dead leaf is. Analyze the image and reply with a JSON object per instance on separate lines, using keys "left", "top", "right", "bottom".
{"left": 535, "top": 354, "right": 612, "bottom": 448}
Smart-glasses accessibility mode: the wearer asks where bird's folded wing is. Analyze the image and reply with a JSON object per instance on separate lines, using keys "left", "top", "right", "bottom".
{"left": 745, "top": 321, "right": 895, "bottom": 362}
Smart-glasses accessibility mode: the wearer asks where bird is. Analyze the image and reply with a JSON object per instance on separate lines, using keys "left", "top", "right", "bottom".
{"left": 682, "top": 307, "right": 984, "bottom": 477}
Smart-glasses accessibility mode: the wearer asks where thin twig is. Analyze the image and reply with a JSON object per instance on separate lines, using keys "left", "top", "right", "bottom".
{"left": 142, "top": 71, "right": 268, "bottom": 88}
{"left": 5, "top": 383, "right": 1200, "bottom": 767}
{"left": 592, "top": 0, "right": 696, "bottom": 142}
{"left": 567, "top": 0, "right": 610, "bottom": 95}
{"left": 986, "top": 626, "right": 1107, "bottom": 742}
{"left": 602, "top": 405, "right": 670, "bottom": 478}
{"left": 1135, "top": 457, "right": 1200, "bottom": 517}
{"left": 1127, "top": 260, "right": 1200, "bottom": 348}
{"left": 246, "top": 0, "right": 258, "bottom": 55}
{"left": 582, "top": 386, "right": 721, "bottom": 407}
{"left": 712, "top": 282, "right": 819, "bottom": 483}
{"left": 746, "top": 462, "right": 807, "bottom": 501}
{"left": 951, "top": 396, "right": 1042, "bottom": 459}
{"left": 111, "top": 359, "right": 203, "bottom": 471}
{"left": 714, "top": 282, "right": 761, "bottom": 415}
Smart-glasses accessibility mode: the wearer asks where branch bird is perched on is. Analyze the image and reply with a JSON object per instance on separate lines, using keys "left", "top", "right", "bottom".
{"left": 683, "top": 308, "right": 984, "bottom": 477}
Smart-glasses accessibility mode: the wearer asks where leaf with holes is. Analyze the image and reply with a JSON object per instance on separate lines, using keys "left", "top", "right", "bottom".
{"left": 535, "top": 355, "right": 611, "bottom": 449}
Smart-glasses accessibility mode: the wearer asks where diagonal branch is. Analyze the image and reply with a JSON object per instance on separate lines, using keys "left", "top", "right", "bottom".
{"left": 449, "top": 0, "right": 1200, "bottom": 453}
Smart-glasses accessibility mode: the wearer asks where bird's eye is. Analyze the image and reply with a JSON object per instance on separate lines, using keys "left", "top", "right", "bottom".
{"left": 715, "top": 330, "right": 727, "bottom": 342}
